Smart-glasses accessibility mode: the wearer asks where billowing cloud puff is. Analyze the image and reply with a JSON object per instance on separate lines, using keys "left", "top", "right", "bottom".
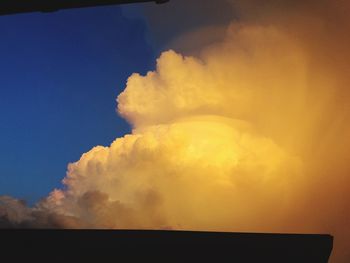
{"left": 118, "top": 25, "right": 309, "bottom": 129}
{"left": 44, "top": 115, "right": 302, "bottom": 230}
{"left": 1, "top": 1, "right": 350, "bottom": 263}
{"left": 42, "top": 20, "right": 350, "bottom": 262}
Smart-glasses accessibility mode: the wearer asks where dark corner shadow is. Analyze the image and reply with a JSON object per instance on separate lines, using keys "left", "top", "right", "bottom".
{"left": 0, "top": 229, "right": 333, "bottom": 262}
{"left": 0, "top": 0, "right": 169, "bottom": 16}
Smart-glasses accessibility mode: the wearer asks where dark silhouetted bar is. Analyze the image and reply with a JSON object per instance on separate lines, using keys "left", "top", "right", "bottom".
{"left": 0, "top": 0, "right": 169, "bottom": 16}
{"left": 0, "top": 229, "right": 333, "bottom": 262}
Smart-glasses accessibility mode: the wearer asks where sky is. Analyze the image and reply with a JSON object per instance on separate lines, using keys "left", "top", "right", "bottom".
{"left": 0, "top": 0, "right": 233, "bottom": 206}
{"left": 0, "top": 1, "right": 350, "bottom": 262}
{"left": 0, "top": 4, "right": 156, "bottom": 204}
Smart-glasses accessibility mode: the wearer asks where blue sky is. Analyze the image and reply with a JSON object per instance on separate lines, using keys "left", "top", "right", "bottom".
{"left": 0, "top": 1, "right": 232, "bottom": 206}
{"left": 0, "top": 4, "right": 158, "bottom": 205}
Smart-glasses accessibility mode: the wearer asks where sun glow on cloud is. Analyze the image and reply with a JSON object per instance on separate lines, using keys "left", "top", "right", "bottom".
{"left": 1, "top": 1, "right": 350, "bottom": 262}
{"left": 42, "top": 16, "right": 350, "bottom": 261}
{"left": 44, "top": 24, "right": 314, "bottom": 232}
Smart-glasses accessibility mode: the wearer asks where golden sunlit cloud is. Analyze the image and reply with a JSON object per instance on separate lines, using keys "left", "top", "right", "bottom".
{"left": 1, "top": 1, "right": 350, "bottom": 262}
{"left": 42, "top": 20, "right": 338, "bottom": 234}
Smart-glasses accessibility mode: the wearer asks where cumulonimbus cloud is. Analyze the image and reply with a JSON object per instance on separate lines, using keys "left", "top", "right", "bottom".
{"left": 1, "top": 1, "right": 349, "bottom": 263}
